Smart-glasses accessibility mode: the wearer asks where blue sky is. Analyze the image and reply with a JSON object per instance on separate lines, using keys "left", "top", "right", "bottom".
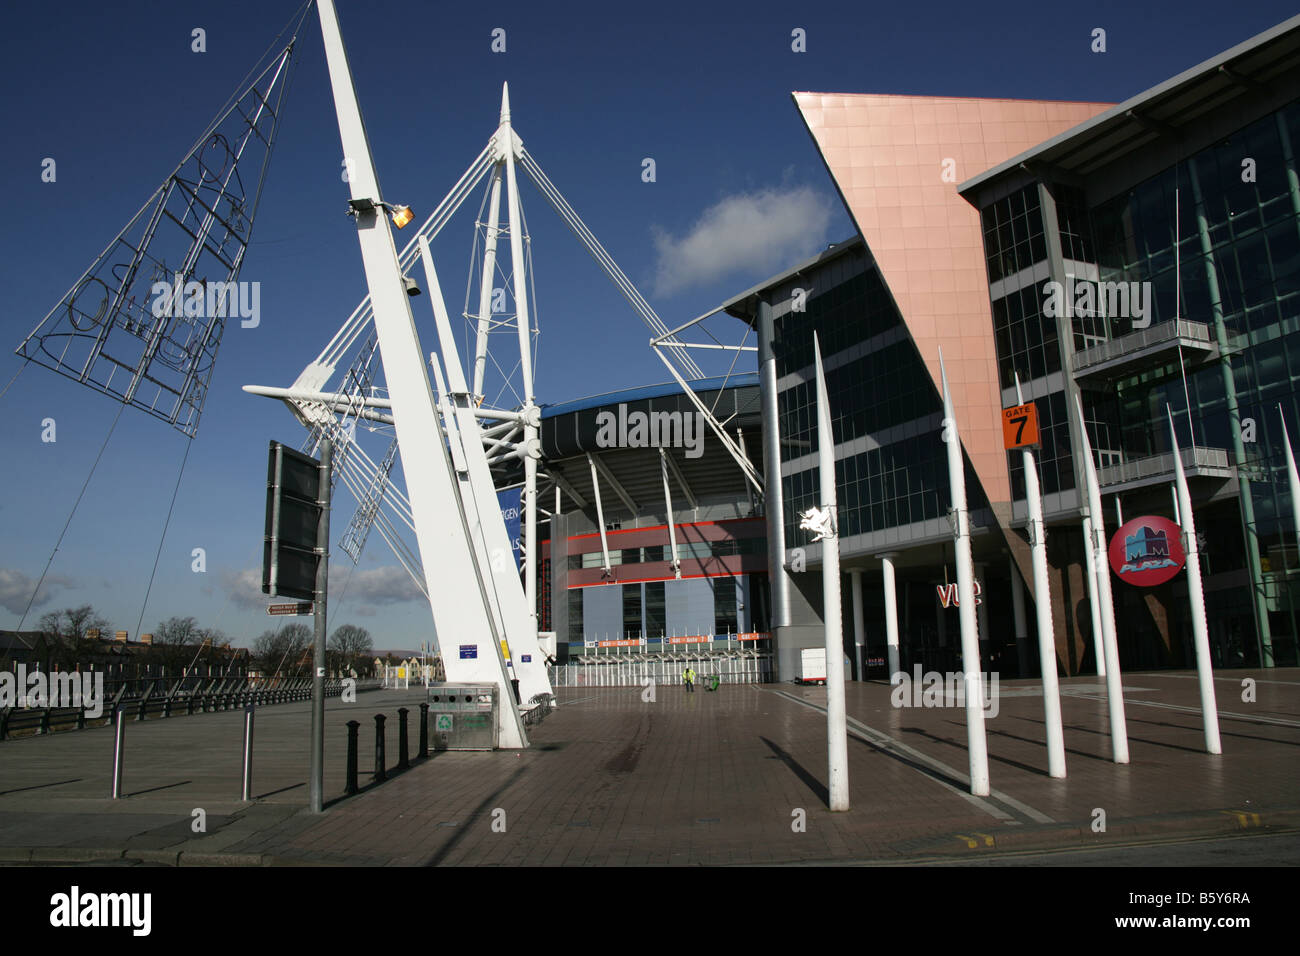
{"left": 1, "top": 0, "right": 1295, "bottom": 653}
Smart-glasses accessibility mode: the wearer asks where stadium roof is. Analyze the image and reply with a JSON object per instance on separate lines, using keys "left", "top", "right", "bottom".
{"left": 959, "top": 13, "right": 1300, "bottom": 195}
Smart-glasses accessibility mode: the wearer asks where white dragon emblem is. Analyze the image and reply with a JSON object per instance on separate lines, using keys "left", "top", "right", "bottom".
{"left": 798, "top": 505, "right": 835, "bottom": 542}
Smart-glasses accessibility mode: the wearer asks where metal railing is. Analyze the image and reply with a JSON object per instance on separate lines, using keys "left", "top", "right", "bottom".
{"left": 1096, "top": 446, "right": 1232, "bottom": 489}
{"left": 1073, "top": 318, "right": 1213, "bottom": 372}
{"left": 0, "top": 674, "right": 381, "bottom": 741}
{"left": 521, "top": 693, "right": 556, "bottom": 726}
{"left": 548, "top": 653, "right": 773, "bottom": 688}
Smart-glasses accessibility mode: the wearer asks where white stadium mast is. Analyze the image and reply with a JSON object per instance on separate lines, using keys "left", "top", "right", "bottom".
{"left": 244, "top": 0, "right": 757, "bottom": 744}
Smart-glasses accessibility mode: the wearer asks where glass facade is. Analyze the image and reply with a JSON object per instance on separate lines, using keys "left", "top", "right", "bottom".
{"left": 980, "top": 98, "right": 1300, "bottom": 667}
{"left": 982, "top": 184, "right": 1047, "bottom": 283}
{"left": 713, "top": 579, "right": 737, "bottom": 635}
{"left": 1006, "top": 390, "right": 1075, "bottom": 499}
{"left": 772, "top": 244, "right": 991, "bottom": 548}
{"left": 645, "top": 581, "right": 666, "bottom": 637}
{"left": 991, "top": 282, "right": 1063, "bottom": 390}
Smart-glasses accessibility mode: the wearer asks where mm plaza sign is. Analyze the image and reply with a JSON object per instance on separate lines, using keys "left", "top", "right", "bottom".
{"left": 1108, "top": 515, "right": 1186, "bottom": 587}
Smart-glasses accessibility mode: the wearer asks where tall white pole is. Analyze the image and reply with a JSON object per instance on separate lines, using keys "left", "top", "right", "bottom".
{"left": 938, "top": 349, "right": 990, "bottom": 796}
{"left": 1074, "top": 394, "right": 1128, "bottom": 763}
{"left": 472, "top": 166, "right": 504, "bottom": 402}
{"left": 420, "top": 236, "right": 552, "bottom": 704}
{"left": 813, "top": 334, "right": 849, "bottom": 811}
{"left": 1168, "top": 406, "right": 1222, "bottom": 754}
{"left": 499, "top": 83, "right": 540, "bottom": 641}
{"left": 880, "top": 553, "right": 901, "bottom": 684}
{"left": 850, "top": 569, "right": 865, "bottom": 680}
{"left": 1281, "top": 405, "right": 1300, "bottom": 552}
{"left": 1010, "top": 558, "right": 1029, "bottom": 676}
{"left": 1015, "top": 374, "right": 1065, "bottom": 777}
{"left": 1081, "top": 515, "right": 1106, "bottom": 678}
{"left": 314, "top": 0, "right": 526, "bottom": 747}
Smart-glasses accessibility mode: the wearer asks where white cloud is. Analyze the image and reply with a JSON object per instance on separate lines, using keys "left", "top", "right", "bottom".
{"left": 0, "top": 568, "right": 73, "bottom": 617}
{"left": 650, "top": 185, "right": 835, "bottom": 297}
{"left": 223, "top": 567, "right": 267, "bottom": 611}
{"left": 343, "top": 566, "right": 424, "bottom": 606}
{"left": 224, "top": 564, "right": 423, "bottom": 611}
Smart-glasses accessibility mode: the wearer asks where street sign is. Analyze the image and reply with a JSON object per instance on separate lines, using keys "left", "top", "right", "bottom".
{"left": 263, "top": 441, "right": 322, "bottom": 601}
{"left": 459, "top": 644, "right": 478, "bottom": 659}
{"left": 267, "top": 602, "right": 314, "bottom": 616}
{"left": 1002, "top": 402, "right": 1040, "bottom": 449}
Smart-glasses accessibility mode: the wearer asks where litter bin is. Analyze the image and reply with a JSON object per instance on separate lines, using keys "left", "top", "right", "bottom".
{"left": 427, "top": 683, "right": 499, "bottom": 751}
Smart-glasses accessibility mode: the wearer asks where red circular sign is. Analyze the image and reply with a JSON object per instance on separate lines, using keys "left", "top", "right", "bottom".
{"left": 1108, "top": 515, "right": 1185, "bottom": 587}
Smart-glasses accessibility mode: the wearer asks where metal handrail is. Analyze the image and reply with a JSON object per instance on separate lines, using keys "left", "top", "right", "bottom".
{"left": 1097, "top": 446, "right": 1231, "bottom": 487}
{"left": 1073, "top": 319, "right": 1213, "bottom": 371}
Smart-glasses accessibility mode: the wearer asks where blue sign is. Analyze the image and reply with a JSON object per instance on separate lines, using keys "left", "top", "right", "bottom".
{"left": 459, "top": 644, "right": 478, "bottom": 659}
{"left": 521, "top": 654, "right": 532, "bottom": 663}
{"left": 498, "top": 487, "right": 522, "bottom": 571}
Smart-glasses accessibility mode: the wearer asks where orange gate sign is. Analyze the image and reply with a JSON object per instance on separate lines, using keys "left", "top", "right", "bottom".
{"left": 1002, "top": 403, "right": 1040, "bottom": 449}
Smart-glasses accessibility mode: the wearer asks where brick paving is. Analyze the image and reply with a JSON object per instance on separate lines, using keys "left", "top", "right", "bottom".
{"left": 0, "top": 670, "right": 1297, "bottom": 864}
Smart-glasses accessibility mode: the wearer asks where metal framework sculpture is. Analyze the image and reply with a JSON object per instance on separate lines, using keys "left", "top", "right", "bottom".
{"left": 15, "top": 39, "right": 299, "bottom": 437}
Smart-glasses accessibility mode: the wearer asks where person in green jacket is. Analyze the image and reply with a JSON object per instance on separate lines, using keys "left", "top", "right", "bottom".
{"left": 683, "top": 666, "right": 696, "bottom": 693}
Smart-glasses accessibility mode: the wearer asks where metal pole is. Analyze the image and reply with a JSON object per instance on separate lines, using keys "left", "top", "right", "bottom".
{"left": 345, "top": 720, "right": 359, "bottom": 795}
{"left": 813, "top": 335, "right": 849, "bottom": 811}
{"left": 472, "top": 166, "right": 504, "bottom": 401}
{"left": 850, "top": 569, "right": 865, "bottom": 680}
{"left": 418, "top": 701, "right": 429, "bottom": 758}
{"left": 1081, "top": 514, "right": 1107, "bottom": 677}
{"left": 880, "top": 553, "right": 901, "bottom": 683}
{"left": 374, "top": 713, "right": 387, "bottom": 782}
{"left": 310, "top": 439, "right": 332, "bottom": 813}
{"left": 314, "top": 0, "right": 527, "bottom": 748}
{"left": 938, "top": 351, "right": 990, "bottom": 796}
{"left": 1282, "top": 405, "right": 1300, "bottom": 558}
{"left": 1016, "top": 375, "right": 1065, "bottom": 777}
{"left": 1168, "top": 407, "right": 1222, "bottom": 754}
{"left": 242, "top": 703, "right": 256, "bottom": 801}
{"left": 1075, "top": 395, "right": 1129, "bottom": 763}
{"left": 111, "top": 705, "right": 126, "bottom": 799}
{"left": 500, "top": 84, "right": 540, "bottom": 650}
{"left": 398, "top": 707, "right": 410, "bottom": 769}
{"left": 1188, "top": 161, "right": 1273, "bottom": 667}
{"left": 1009, "top": 560, "right": 1030, "bottom": 677}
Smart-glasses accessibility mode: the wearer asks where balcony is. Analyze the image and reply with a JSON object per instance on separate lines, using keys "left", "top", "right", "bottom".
{"left": 1096, "top": 446, "right": 1234, "bottom": 494}
{"left": 1072, "top": 319, "right": 1219, "bottom": 383}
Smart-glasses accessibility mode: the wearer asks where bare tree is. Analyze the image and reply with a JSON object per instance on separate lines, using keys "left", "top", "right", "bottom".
{"left": 153, "top": 616, "right": 202, "bottom": 672}
{"left": 328, "top": 624, "right": 373, "bottom": 676}
{"left": 39, "top": 605, "right": 110, "bottom": 669}
{"left": 252, "top": 623, "right": 311, "bottom": 676}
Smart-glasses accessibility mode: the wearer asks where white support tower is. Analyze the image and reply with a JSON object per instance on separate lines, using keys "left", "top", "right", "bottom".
{"left": 1075, "top": 394, "right": 1129, "bottom": 764}
{"left": 1014, "top": 374, "right": 1065, "bottom": 778}
{"left": 938, "top": 350, "right": 990, "bottom": 797}
{"left": 307, "top": 0, "right": 536, "bottom": 744}
{"left": 1167, "top": 406, "right": 1221, "bottom": 754}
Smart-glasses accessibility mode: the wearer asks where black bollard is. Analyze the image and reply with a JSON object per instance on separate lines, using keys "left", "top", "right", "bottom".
{"left": 397, "top": 708, "right": 410, "bottom": 770}
{"left": 373, "top": 713, "right": 387, "bottom": 782}
{"left": 345, "top": 720, "right": 360, "bottom": 795}
{"left": 418, "top": 702, "right": 429, "bottom": 758}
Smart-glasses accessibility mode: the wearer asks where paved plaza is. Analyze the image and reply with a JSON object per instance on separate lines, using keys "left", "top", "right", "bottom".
{"left": 0, "top": 670, "right": 1296, "bottom": 865}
